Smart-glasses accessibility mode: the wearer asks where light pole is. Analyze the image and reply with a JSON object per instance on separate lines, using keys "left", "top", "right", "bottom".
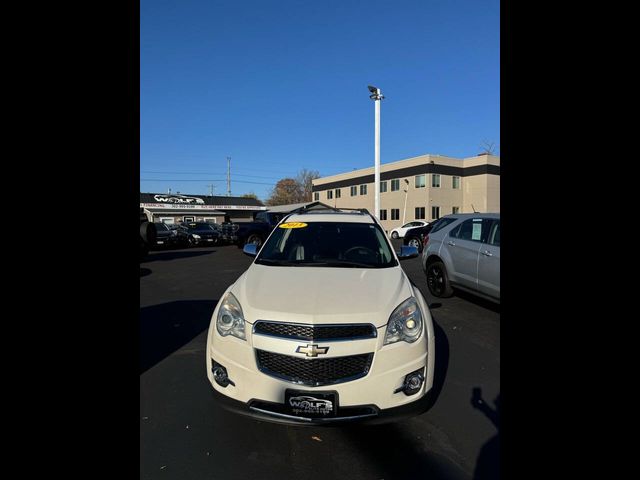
{"left": 402, "top": 179, "right": 409, "bottom": 224}
{"left": 368, "top": 85, "right": 384, "bottom": 219}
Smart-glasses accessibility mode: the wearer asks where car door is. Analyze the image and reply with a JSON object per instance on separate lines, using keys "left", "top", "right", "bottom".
{"left": 445, "top": 218, "right": 489, "bottom": 290}
{"left": 477, "top": 219, "right": 500, "bottom": 299}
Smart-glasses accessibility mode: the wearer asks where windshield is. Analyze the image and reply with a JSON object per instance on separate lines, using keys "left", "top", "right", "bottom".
{"left": 186, "top": 223, "right": 214, "bottom": 231}
{"left": 255, "top": 221, "right": 398, "bottom": 268}
{"left": 154, "top": 223, "right": 170, "bottom": 231}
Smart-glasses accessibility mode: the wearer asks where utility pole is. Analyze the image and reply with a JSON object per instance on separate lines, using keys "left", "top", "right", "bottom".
{"left": 207, "top": 184, "right": 215, "bottom": 196}
{"left": 227, "top": 156, "right": 231, "bottom": 197}
{"left": 368, "top": 86, "right": 384, "bottom": 219}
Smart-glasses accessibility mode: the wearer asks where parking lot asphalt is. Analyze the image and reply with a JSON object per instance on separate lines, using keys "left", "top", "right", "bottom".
{"left": 140, "top": 242, "right": 500, "bottom": 480}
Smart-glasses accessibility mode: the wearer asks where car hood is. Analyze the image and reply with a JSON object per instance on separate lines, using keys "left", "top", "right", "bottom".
{"left": 231, "top": 264, "right": 414, "bottom": 328}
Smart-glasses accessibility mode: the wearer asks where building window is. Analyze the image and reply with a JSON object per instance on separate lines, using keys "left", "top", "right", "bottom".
{"left": 452, "top": 176, "right": 460, "bottom": 189}
{"left": 432, "top": 174, "right": 441, "bottom": 188}
{"left": 431, "top": 206, "right": 440, "bottom": 220}
{"left": 314, "top": 192, "right": 319, "bottom": 201}
{"left": 391, "top": 209, "right": 400, "bottom": 220}
{"left": 391, "top": 179, "right": 400, "bottom": 191}
{"left": 335, "top": 189, "right": 341, "bottom": 198}
{"left": 415, "top": 175, "right": 426, "bottom": 188}
{"left": 327, "top": 190, "right": 333, "bottom": 199}
{"left": 379, "top": 209, "right": 387, "bottom": 220}
{"left": 415, "top": 207, "right": 426, "bottom": 219}
{"left": 351, "top": 186, "right": 357, "bottom": 196}
{"left": 360, "top": 184, "right": 368, "bottom": 195}
{"left": 452, "top": 206, "right": 460, "bottom": 214}
{"left": 380, "top": 181, "right": 387, "bottom": 193}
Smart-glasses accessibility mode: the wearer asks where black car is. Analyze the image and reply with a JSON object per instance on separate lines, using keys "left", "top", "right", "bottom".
{"left": 182, "top": 222, "right": 220, "bottom": 246}
{"left": 402, "top": 217, "right": 458, "bottom": 253}
{"left": 153, "top": 222, "right": 178, "bottom": 249}
{"left": 167, "top": 224, "right": 191, "bottom": 247}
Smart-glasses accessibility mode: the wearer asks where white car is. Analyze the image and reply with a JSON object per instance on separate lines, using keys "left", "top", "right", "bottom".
{"left": 390, "top": 221, "right": 429, "bottom": 239}
{"left": 206, "top": 208, "right": 436, "bottom": 425}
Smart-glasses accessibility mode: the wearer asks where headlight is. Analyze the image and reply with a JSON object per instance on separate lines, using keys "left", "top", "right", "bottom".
{"left": 384, "top": 297, "right": 423, "bottom": 345}
{"left": 192, "top": 234, "right": 201, "bottom": 239}
{"left": 216, "top": 292, "right": 246, "bottom": 340}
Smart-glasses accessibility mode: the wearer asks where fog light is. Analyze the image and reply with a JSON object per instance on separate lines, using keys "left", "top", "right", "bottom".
{"left": 211, "top": 361, "right": 235, "bottom": 388}
{"left": 394, "top": 368, "right": 425, "bottom": 396}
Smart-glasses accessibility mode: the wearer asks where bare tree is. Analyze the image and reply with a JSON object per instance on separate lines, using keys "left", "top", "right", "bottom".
{"left": 296, "top": 168, "right": 321, "bottom": 202}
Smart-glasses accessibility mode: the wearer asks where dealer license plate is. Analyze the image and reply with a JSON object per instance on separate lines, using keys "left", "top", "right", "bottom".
{"left": 284, "top": 389, "right": 338, "bottom": 418}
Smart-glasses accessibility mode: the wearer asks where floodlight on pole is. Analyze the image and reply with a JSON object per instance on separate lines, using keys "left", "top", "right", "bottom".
{"left": 368, "top": 85, "right": 384, "bottom": 220}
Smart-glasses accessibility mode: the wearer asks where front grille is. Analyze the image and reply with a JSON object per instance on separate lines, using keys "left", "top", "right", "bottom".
{"left": 254, "top": 322, "right": 376, "bottom": 341}
{"left": 256, "top": 350, "right": 373, "bottom": 386}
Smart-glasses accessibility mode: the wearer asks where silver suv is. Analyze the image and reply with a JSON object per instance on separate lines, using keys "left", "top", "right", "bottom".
{"left": 421, "top": 213, "right": 500, "bottom": 303}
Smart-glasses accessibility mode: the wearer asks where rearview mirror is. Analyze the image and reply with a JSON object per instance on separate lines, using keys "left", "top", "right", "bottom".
{"left": 243, "top": 243, "right": 259, "bottom": 257}
{"left": 397, "top": 245, "right": 419, "bottom": 260}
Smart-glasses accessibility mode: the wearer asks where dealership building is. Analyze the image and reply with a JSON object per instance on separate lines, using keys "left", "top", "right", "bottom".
{"left": 311, "top": 153, "right": 500, "bottom": 232}
{"left": 140, "top": 193, "right": 267, "bottom": 224}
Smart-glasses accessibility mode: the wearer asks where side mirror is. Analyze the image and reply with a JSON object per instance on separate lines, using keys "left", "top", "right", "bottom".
{"left": 243, "top": 243, "right": 259, "bottom": 257}
{"left": 397, "top": 245, "right": 419, "bottom": 260}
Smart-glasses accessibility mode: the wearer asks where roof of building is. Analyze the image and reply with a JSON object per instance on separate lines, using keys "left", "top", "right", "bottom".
{"left": 266, "top": 201, "right": 332, "bottom": 213}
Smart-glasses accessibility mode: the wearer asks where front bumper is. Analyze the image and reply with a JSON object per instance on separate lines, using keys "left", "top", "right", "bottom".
{"left": 207, "top": 316, "right": 435, "bottom": 425}
{"left": 210, "top": 383, "right": 434, "bottom": 426}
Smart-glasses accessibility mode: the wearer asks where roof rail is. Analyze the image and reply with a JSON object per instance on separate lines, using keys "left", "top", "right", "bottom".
{"left": 283, "top": 206, "right": 378, "bottom": 224}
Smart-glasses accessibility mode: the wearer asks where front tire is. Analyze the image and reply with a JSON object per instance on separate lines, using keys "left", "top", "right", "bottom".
{"left": 246, "top": 234, "right": 263, "bottom": 248}
{"left": 426, "top": 260, "right": 453, "bottom": 298}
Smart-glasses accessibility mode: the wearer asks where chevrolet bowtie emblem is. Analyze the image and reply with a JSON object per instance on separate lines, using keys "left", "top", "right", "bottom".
{"left": 295, "top": 344, "right": 329, "bottom": 358}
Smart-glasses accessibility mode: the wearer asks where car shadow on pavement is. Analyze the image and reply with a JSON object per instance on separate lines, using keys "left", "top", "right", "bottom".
{"left": 453, "top": 290, "right": 501, "bottom": 314}
{"left": 471, "top": 388, "right": 500, "bottom": 480}
{"left": 339, "top": 320, "right": 457, "bottom": 479}
{"left": 139, "top": 267, "right": 152, "bottom": 277}
{"left": 140, "top": 299, "right": 217, "bottom": 374}
{"left": 144, "top": 250, "right": 216, "bottom": 262}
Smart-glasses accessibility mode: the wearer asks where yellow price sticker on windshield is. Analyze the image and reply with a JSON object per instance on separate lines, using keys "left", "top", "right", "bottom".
{"left": 279, "top": 222, "right": 308, "bottom": 229}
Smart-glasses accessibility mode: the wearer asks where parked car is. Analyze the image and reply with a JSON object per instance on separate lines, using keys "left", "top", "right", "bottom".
{"left": 207, "top": 222, "right": 239, "bottom": 245}
{"left": 152, "top": 222, "right": 178, "bottom": 249}
{"left": 207, "top": 207, "right": 436, "bottom": 425}
{"left": 389, "top": 221, "right": 429, "bottom": 239}
{"left": 233, "top": 211, "right": 288, "bottom": 248}
{"left": 182, "top": 222, "right": 220, "bottom": 246}
{"left": 421, "top": 213, "right": 500, "bottom": 302}
{"left": 402, "top": 217, "right": 458, "bottom": 253}
{"left": 167, "top": 224, "right": 192, "bottom": 247}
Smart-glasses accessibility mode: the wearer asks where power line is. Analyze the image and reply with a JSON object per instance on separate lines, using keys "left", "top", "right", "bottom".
{"left": 140, "top": 170, "right": 293, "bottom": 179}
{"left": 140, "top": 178, "right": 276, "bottom": 186}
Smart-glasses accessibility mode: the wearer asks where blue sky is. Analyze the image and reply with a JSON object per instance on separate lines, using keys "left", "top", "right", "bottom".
{"left": 141, "top": 0, "right": 499, "bottom": 201}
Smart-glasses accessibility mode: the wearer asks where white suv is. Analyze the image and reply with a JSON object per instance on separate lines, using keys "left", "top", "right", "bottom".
{"left": 206, "top": 208, "right": 436, "bottom": 425}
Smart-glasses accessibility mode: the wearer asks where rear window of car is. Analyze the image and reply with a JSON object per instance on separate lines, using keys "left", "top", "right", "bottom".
{"left": 429, "top": 217, "right": 457, "bottom": 233}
